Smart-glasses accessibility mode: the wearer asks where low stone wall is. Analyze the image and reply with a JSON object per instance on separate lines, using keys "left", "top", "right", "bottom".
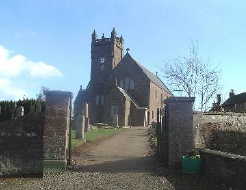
{"left": 194, "top": 112, "right": 246, "bottom": 128}
{"left": 200, "top": 148, "right": 246, "bottom": 189}
{"left": 0, "top": 113, "right": 44, "bottom": 177}
{"left": 193, "top": 113, "right": 246, "bottom": 155}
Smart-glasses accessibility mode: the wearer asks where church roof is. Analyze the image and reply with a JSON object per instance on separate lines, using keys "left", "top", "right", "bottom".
{"left": 74, "top": 86, "right": 86, "bottom": 104}
{"left": 117, "top": 87, "right": 147, "bottom": 109}
{"left": 120, "top": 53, "right": 172, "bottom": 94}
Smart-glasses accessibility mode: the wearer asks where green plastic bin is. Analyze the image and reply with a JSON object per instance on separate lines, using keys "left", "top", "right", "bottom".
{"left": 181, "top": 155, "right": 201, "bottom": 174}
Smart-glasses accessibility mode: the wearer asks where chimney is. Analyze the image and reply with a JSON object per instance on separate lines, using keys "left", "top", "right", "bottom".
{"left": 217, "top": 94, "right": 221, "bottom": 104}
{"left": 156, "top": 72, "right": 158, "bottom": 76}
{"left": 229, "top": 89, "right": 235, "bottom": 98}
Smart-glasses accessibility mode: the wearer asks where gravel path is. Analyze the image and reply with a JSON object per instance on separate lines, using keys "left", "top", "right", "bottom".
{"left": 0, "top": 127, "right": 214, "bottom": 190}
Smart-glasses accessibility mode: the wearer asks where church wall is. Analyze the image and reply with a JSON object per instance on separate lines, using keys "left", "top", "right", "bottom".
{"left": 105, "top": 88, "right": 126, "bottom": 126}
{"left": 129, "top": 103, "right": 145, "bottom": 126}
{"left": 148, "top": 82, "right": 170, "bottom": 123}
{"left": 114, "top": 60, "right": 150, "bottom": 107}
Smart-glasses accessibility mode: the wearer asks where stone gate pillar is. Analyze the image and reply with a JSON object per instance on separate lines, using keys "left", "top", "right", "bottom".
{"left": 164, "top": 97, "right": 195, "bottom": 168}
{"left": 43, "top": 90, "right": 72, "bottom": 167}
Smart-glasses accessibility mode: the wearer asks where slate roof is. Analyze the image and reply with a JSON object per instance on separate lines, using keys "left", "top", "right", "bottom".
{"left": 119, "top": 53, "right": 172, "bottom": 95}
{"left": 222, "top": 92, "right": 246, "bottom": 106}
{"left": 117, "top": 87, "right": 147, "bottom": 109}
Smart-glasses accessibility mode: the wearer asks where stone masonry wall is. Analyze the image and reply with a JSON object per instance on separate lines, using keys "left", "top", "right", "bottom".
{"left": 43, "top": 90, "right": 72, "bottom": 166}
{"left": 0, "top": 113, "right": 44, "bottom": 177}
{"left": 193, "top": 113, "right": 246, "bottom": 155}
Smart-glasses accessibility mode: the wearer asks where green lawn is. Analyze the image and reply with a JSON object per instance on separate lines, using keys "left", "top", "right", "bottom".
{"left": 71, "top": 127, "right": 124, "bottom": 150}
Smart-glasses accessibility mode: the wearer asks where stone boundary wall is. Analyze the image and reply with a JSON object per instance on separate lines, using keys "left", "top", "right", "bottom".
{"left": 0, "top": 90, "right": 73, "bottom": 176}
{"left": 194, "top": 112, "right": 246, "bottom": 127}
{"left": 0, "top": 113, "right": 44, "bottom": 177}
{"left": 193, "top": 112, "right": 246, "bottom": 150}
{"left": 200, "top": 148, "right": 246, "bottom": 189}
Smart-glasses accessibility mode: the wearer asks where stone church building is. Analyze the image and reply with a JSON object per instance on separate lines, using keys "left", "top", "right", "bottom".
{"left": 74, "top": 28, "right": 172, "bottom": 127}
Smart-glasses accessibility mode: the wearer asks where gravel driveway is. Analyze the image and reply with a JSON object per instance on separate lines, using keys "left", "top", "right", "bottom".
{"left": 0, "top": 127, "right": 214, "bottom": 190}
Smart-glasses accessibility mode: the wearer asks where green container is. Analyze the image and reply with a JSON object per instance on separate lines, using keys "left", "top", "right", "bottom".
{"left": 181, "top": 156, "right": 201, "bottom": 174}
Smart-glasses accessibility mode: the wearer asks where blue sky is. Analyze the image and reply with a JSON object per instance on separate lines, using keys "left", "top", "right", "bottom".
{"left": 0, "top": 0, "right": 245, "bottom": 103}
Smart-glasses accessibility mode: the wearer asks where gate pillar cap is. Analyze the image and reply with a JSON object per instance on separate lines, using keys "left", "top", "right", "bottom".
{"left": 45, "top": 90, "right": 73, "bottom": 98}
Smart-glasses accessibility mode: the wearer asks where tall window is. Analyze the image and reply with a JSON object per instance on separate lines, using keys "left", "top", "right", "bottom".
{"left": 96, "top": 95, "right": 100, "bottom": 105}
{"left": 101, "top": 95, "right": 104, "bottom": 105}
{"left": 124, "top": 77, "right": 134, "bottom": 90}
{"left": 96, "top": 95, "right": 104, "bottom": 105}
{"left": 120, "top": 80, "right": 124, "bottom": 88}
{"left": 130, "top": 79, "right": 134, "bottom": 89}
{"left": 125, "top": 77, "right": 130, "bottom": 90}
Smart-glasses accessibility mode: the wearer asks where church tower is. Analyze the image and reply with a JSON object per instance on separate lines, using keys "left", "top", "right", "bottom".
{"left": 88, "top": 28, "right": 124, "bottom": 123}
{"left": 90, "top": 28, "right": 124, "bottom": 85}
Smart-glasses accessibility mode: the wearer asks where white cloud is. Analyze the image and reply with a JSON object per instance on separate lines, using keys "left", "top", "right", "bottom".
{"left": 0, "top": 45, "right": 63, "bottom": 78}
{"left": 29, "top": 62, "right": 62, "bottom": 78}
{"left": 0, "top": 45, "right": 63, "bottom": 100}
{"left": 0, "top": 78, "right": 27, "bottom": 100}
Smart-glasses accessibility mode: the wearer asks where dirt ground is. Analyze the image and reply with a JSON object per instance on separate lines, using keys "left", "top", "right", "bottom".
{"left": 0, "top": 127, "right": 218, "bottom": 190}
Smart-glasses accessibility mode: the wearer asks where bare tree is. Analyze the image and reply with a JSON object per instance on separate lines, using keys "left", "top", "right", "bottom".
{"left": 36, "top": 86, "right": 49, "bottom": 101}
{"left": 163, "top": 42, "right": 220, "bottom": 111}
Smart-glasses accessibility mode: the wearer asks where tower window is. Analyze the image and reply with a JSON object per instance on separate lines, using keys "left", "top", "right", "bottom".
{"left": 98, "top": 57, "right": 105, "bottom": 63}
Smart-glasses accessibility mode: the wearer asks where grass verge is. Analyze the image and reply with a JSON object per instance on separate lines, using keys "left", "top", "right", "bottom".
{"left": 71, "top": 127, "right": 124, "bottom": 150}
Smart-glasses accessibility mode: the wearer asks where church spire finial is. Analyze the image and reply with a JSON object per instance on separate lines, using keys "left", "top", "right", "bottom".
{"left": 126, "top": 48, "right": 130, "bottom": 53}
{"left": 111, "top": 27, "right": 116, "bottom": 39}
{"left": 92, "top": 29, "right": 96, "bottom": 42}
{"left": 120, "top": 35, "right": 124, "bottom": 43}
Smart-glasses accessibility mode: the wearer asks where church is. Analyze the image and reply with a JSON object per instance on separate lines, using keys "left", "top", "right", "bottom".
{"left": 74, "top": 28, "right": 172, "bottom": 127}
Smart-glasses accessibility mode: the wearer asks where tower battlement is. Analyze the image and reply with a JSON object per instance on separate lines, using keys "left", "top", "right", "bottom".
{"left": 91, "top": 28, "right": 124, "bottom": 47}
